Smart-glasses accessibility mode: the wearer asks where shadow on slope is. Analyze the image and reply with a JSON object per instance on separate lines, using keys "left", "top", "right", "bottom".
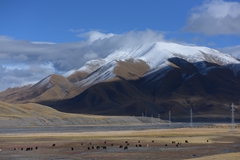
{"left": 45, "top": 58, "right": 240, "bottom": 122}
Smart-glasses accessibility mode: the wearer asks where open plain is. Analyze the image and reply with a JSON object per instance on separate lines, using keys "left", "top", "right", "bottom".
{"left": 0, "top": 123, "right": 239, "bottom": 160}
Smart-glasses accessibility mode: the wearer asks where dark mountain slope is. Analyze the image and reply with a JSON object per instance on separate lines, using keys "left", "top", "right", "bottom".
{"left": 49, "top": 78, "right": 162, "bottom": 116}
{"left": 47, "top": 60, "right": 240, "bottom": 121}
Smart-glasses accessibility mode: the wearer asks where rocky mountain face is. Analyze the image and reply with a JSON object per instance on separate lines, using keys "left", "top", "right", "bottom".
{"left": 1, "top": 42, "right": 240, "bottom": 121}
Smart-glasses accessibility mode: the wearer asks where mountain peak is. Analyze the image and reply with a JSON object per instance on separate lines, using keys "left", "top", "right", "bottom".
{"left": 102, "top": 42, "right": 240, "bottom": 71}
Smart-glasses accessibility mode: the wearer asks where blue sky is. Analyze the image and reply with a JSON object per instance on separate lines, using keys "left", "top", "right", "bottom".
{"left": 1, "top": 0, "right": 201, "bottom": 42}
{"left": 1, "top": 0, "right": 239, "bottom": 46}
{"left": 0, "top": 0, "right": 240, "bottom": 91}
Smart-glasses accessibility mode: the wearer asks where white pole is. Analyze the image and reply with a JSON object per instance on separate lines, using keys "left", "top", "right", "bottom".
{"left": 151, "top": 115, "right": 153, "bottom": 124}
{"left": 158, "top": 114, "right": 160, "bottom": 124}
{"left": 231, "top": 103, "right": 235, "bottom": 132}
{"left": 190, "top": 108, "right": 193, "bottom": 127}
{"left": 169, "top": 110, "right": 171, "bottom": 126}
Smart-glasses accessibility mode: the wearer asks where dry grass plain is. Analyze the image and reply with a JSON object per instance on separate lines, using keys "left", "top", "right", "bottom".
{"left": 0, "top": 124, "right": 240, "bottom": 160}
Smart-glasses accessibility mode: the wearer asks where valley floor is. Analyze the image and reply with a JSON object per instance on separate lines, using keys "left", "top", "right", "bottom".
{"left": 0, "top": 123, "right": 239, "bottom": 160}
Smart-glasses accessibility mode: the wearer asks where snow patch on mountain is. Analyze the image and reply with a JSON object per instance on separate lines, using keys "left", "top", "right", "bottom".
{"left": 30, "top": 75, "right": 53, "bottom": 90}
{"left": 105, "top": 43, "right": 170, "bottom": 69}
{"left": 64, "top": 59, "right": 106, "bottom": 77}
{"left": 75, "top": 61, "right": 116, "bottom": 88}
{"left": 36, "top": 75, "right": 51, "bottom": 88}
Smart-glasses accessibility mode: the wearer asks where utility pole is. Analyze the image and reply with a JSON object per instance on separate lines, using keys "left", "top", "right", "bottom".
{"left": 169, "top": 110, "right": 171, "bottom": 126}
{"left": 158, "top": 114, "right": 160, "bottom": 124}
{"left": 190, "top": 108, "right": 193, "bottom": 127}
{"left": 230, "top": 103, "right": 236, "bottom": 132}
{"left": 151, "top": 115, "right": 153, "bottom": 124}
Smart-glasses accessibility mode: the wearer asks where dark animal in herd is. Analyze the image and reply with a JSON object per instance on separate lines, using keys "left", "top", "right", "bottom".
{"left": 12, "top": 139, "right": 193, "bottom": 152}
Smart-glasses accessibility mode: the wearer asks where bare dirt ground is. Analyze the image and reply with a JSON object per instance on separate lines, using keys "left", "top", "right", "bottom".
{"left": 0, "top": 123, "right": 240, "bottom": 160}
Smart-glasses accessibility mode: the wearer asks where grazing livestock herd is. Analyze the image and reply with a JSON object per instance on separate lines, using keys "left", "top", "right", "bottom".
{"left": 5, "top": 139, "right": 198, "bottom": 153}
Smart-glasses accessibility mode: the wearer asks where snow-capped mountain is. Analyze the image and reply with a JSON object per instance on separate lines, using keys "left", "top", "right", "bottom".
{"left": 65, "top": 42, "right": 240, "bottom": 95}
{"left": 0, "top": 41, "right": 240, "bottom": 120}
{"left": 105, "top": 42, "right": 239, "bottom": 68}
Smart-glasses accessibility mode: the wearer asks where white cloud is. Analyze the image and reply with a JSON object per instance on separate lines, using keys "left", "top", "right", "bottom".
{"left": 83, "top": 52, "right": 98, "bottom": 60}
{"left": 0, "top": 63, "right": 55, "bottom": 91}
{"left": 68, "top": 28, "right": 85, "bottom": 33}
{"left": 0, "top": 30, "right": 165, "bottom": 91}
{"left": 79, "top": 31, "right": 115, "bottom": 43}
{"left": 31, "top": 41, "right": 56, "bottom": 45}
{"left": 220, "top": 45, "right": 240, "bottom": 59}
{"left": 183, "top": 0, "right": 240, "bottom": 35}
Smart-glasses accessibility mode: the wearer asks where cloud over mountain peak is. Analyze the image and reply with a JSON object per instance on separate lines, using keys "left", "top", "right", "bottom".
{"left": 184, "top": 0, "right": 240, "bottom": 35}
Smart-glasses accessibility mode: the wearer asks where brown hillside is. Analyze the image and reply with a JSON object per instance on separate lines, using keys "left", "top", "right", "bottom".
{"left": 0, "top": 101, "right": 147, "bottom": 127}
{"left": 114, "top": 58, "right": 150, "bottom": 80}
{"left": 0, "top": 85, "right": 31, "bottom": 103}
{"left": 0, "top": 74, "right": 73, "bottom": 103}
{"left": 67, "top": 70, "right": 89, "bottom": 83}
{"left": 31, "top": 74, "right": 74, "bottom": 102}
